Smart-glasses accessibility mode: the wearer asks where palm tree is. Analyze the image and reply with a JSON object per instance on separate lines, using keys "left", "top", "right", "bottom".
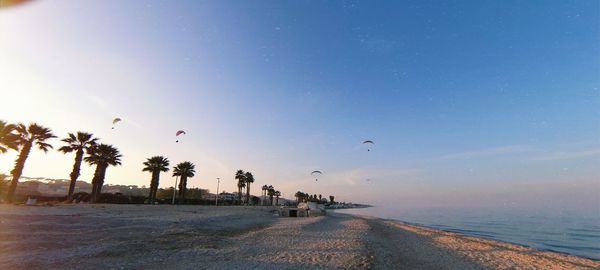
{"left": 0, "top": 120, "right": 16, "bottom": 197}
{"left": 237, "top": 181, "right": 246, "bottom": 205}
{"left": 267, "top": 185, "right": 275, "bottom": 205}
{"left": 244, "top": 171, "right": 254, "bottom": 205}
{"left": 7, "top": 123, "right": 56, "bottom": 202}
{"left": 261, "top": 185, "right": 268, "bottom": 205}
{"left": 294, "top": 191, "right": 309, "bottom": 203}
{"left": 173, "top": 161, "right": 196, "bottom": 204}
{"left": 58, "top": 132, "right": 98, "bottom": 202}
{"left": 235, "top": 170, "right": 245, "bottom": 205}
{"left": 0, "top": 120, "right": 18, "bottom": 154}
{"left": 143, "top": 156, "right": 170, "bottom": 204}
{"left": 84, "top": 144, "right": 122, "bottom": 203}
{"left": 274, "top": 190, "right": 281, "bottom": 206}
{"left": 329, "top": 195, "right": 335, "bottom": 204}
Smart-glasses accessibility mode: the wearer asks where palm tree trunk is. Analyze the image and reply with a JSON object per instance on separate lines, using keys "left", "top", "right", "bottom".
{"left": 155, "top": 171, "right": 160, "bottom": 203}
{"left": 177, "top": 177, "right": 181, "bottom": 204}
{"left": 149, "top": 171, "right": 158, "bottom": 204}
{"left": 95, "top": 165, "right": 107, "bottom": 201}
{"left": 91, "top": 181, "right": 98, "bottom": 202}
{"left": 155, "top": 174, "right": 160, "bottom": 203}
{"left": 182, "top": 178, "right": 186, "bottom": 202}
{"left": 67, "top": 149, "right": 84, "bottom": 202}
{"left": 7, "top": 142, "right": 32, "bottom": 202}
{"left": 150, "top": 169, "right": 160, "bottom": 204}
{"left": 245, "top": 184, "right": 249, "bottom": 205}
{"left": 178, "top": 176, "right": 187, "bottom": 204}
{"left": 147, "top": 175, "right": 154, "bottom": 204}
{"left": 90, "top": 164, "right": 104, "bottom": 203}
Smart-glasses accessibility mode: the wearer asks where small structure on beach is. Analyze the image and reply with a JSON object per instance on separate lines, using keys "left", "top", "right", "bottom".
{"left": 25, "top": 197, "right": 37, "bottom": 205}
{"left": 280, "top": 208, "right": 307, "bottom": 217}
{"left": 279, "top": 201, "right": 326, "bottom": 217}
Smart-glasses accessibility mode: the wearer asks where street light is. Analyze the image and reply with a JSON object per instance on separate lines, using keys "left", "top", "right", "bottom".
{"left": 215, "top": 177, "right": 220, "bottom": 206}
{"left": 172, "top": 175, "right": 179, "bottom": 205}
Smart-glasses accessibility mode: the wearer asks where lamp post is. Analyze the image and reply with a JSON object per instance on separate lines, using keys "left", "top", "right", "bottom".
{"left": 172, "top": 175, "right": 179, "bottom": 205}
{"left": 215, "top": 177, "right": 220, "bottom": 206}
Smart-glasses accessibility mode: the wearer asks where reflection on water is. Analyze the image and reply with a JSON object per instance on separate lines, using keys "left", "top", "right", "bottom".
{"left": 336, "top": 207, "right": 600, "bottom": 260}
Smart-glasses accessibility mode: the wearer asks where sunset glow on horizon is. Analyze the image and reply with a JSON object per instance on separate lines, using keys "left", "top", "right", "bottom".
{"left": 1, "top": 1, "right": 598, "bottom": 209}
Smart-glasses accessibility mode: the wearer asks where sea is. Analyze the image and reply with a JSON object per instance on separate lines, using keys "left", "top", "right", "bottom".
{"left": 335, "top": 206, "right": 600, "bottom": 260}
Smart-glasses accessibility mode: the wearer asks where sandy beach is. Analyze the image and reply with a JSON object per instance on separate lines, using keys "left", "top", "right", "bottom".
{"left": 0, "top": 204, "right": 598, "bottom": 270}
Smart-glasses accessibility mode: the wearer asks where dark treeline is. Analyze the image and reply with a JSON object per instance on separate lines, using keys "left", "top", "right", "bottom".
{"left": 0, "top": 120, "right": 339, "bottom": 205}
{"left": 0, "top": 120, "right": 201, "bottom": 204}
{"left": 295, "top": 191, "right": 334, "bottom": 204}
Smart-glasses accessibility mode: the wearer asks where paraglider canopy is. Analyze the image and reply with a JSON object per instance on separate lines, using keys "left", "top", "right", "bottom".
{"left": 311, "top": 170, "right": 322, "bottom": 181}
{"left": 112, "top": 117, "right": 122, "bottom": 129}
{"left": 175, "top": 130, "right": 186, "bottom": 143}
{"left": 362, "top": 140, "right": 375, "bottom": 151}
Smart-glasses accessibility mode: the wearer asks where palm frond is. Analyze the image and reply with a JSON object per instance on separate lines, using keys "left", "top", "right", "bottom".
{"left": 0, "top": 121, "right": 19, "bottom": 152}
{"left": 244, "top": 172, "right": 254, "bottom": 183}
{"left": 0, "top": 120, "right": 11, "bottom": 130}
{"left": 13, "top": 123, "right": 29, "bottom": 144}
{"left": 61, "top": 137, "right": 75, "bottom": 144}
{"left": 0, "top": 121, "right": 16, "bottom": 137}
{"left": 68, "top": 133, "right": 77, "bottom": 142}
{"left": 58, "top": 145, "right": 74, "bottom": 153}
{"left": 85, "top": 143, "right": 122, "bottom": 167}
{"left": 172, "top": 161, "right": 196, "bottom": 177}
{"left": 142, "top": 156, "right": 170, "bottom": 172}
{"left": 235, "top": 169, "right": 246, "bottom": 182}
{"left": 15, "top": 123, "right": 27, "bottom": 133}
{"left": 76, "top": 132, "right": 92, "bottom": 143}
{"left": 25, "top": 124, "right": 56, "bottom": 149}
{"left": 36, "top": 142, "right": 53, "bottom": 152}
{"left": 61, "top": 132, "right": 97, "bottom": 155}
{"left": 88, "top": 137, "right": 99, "bottom": 146}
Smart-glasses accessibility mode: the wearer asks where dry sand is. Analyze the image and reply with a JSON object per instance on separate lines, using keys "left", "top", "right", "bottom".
{"left": 0, "top": 204, "right": 598, "bottom": 270}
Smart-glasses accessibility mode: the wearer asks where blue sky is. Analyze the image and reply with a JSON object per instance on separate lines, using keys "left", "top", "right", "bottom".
{"left": 0, "top": 0, "right": 598, "bottom": 208}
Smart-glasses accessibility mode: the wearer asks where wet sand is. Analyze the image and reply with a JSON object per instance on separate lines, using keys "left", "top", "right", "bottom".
{"left": 0, "top": 204, "right": 597, "bottom": 269}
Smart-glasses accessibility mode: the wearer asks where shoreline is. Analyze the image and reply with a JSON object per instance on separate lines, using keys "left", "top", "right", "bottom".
{"left": 337, "top": 212, "right": 600, "bottom": 270}
{"left": 334, "top": 207, "right": 600, "bottom": 262}
{"left": 344, "top": 212, "right": 599, "bottom": 261}
{"left": 1, "top": 204, "right": 598, "bottom": 269}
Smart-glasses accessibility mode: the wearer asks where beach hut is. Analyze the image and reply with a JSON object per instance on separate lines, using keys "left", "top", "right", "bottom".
{"left": 280, "top": 208, "right": 307, "bottom": 217}
{"left": 279, "top": 201, "right": 326, "bottom": 217}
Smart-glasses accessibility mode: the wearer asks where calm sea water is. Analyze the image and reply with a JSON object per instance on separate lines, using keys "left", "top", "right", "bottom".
{"left": 336, "top": 207, "right": 600, "bottom": 260}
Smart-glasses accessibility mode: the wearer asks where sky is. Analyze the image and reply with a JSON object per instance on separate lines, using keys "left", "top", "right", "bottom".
{"left": 0, "top": 0, "right": 598, "bottom": 209}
